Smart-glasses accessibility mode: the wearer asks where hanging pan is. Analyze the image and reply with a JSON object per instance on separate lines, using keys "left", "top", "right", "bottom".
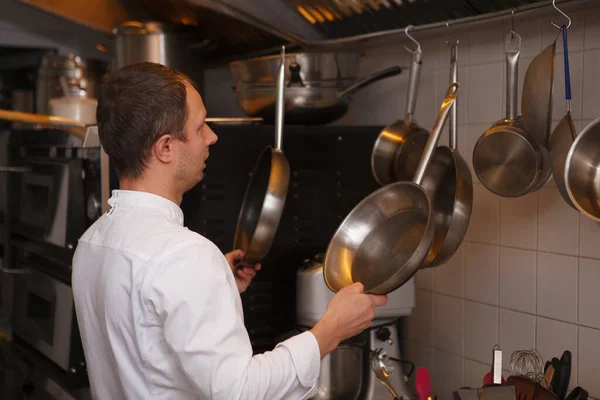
{"left": 420, "top": 40, "right": 473, "bottom": 268}
{"left": 371, "top": 26, "right": 429, "bottom": 185}
{"left": 233, "top": 46, "right": 290, "bottom": 266}
{"left": 473, "top": 32, "right": 547, "bottom": 198}
{"left": 324, "top": 82, "right": 459, "bottom": 295}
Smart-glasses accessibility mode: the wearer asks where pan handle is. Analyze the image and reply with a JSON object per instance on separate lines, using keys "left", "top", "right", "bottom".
{"left": 0, "top": 109, "right": 87, "bottom": 140}
{"left": 505, "top": 32, "right": 521, "bottom": 121}
{"left": 413, "top": 83, "right": 459, "bottom": 185}
{"left": 337, "top": 65, "right": 403, "bottom": 99}
{"left": 449, "top": 41, "right": 459, "bottom": 150}
{"left": 562, "top": 25, "right": 572, "bottom": 113}
{"left": 274, "top": 46, "right": 286, "bottom": 151}
{"left": 405, "top": 50, "right": 423, "bottom": 124}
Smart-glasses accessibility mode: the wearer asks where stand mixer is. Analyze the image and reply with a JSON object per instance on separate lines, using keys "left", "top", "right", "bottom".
{"left": 296, "top": 254, "right": 416, "bottom": 400}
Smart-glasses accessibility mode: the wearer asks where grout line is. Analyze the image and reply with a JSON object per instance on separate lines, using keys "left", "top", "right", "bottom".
{"left": 464, "top": 238, "right": 589, "bottom": 259}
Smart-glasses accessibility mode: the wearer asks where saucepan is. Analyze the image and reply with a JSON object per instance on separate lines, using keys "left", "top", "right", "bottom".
{"left": 323, "top": 82, "right": 459, "bottom": 295}
{"left": 229, "top": 51, "right": 402, "bottom": 125}
{"left": 233, "top": 46, "right": 290, "bottom": 266}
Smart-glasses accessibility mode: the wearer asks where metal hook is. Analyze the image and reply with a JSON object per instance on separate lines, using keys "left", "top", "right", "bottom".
{"left": 404, "top": 25, "right": 421, "bottom": 53}
{"left": 511, "top": 8, "right": 515, "bottom": 38}
{"left": 552, "top": 0, "right": 571, "bottom": 29}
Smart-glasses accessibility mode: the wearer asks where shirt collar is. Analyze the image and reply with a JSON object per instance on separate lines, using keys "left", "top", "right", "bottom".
{"left": 107, "top": 190, "right": 184, "bottom": 226}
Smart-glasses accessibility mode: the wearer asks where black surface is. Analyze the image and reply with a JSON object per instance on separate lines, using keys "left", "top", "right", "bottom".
{"left": 181, "top": 124, "right": 383, "bottom": 353}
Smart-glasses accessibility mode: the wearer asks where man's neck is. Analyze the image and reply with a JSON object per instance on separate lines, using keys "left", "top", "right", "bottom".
{"left": 119, "top": 177, "right": 183, "bottom": 206}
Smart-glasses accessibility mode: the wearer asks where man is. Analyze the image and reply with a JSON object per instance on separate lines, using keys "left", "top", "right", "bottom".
{"left": 72, "top": 62, "right": 388, "bottom": 400}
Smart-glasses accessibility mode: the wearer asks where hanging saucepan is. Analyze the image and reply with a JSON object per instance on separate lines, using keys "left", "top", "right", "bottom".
{"left": 323, "top": 82, "right": 459, "bottom": 295}
{"left": 420, "top": 40, "right": 473, "bottom": 268}
{"left": 371, "top": 46, "right": 428, "bottom": 185}
{"left": 473, "top": 32, "right": 546, "bottom": 198}
{"left": 549, "top": 25, "right": 577, "bottom": 209}
{"left": 231, "top": 65, "right": 402, "bottom": 125}
{"left": 564, "top": 116, "right": 600, "bottom": 222}
{"left": 233, "top": 46, "right": 290, "bottom": 266}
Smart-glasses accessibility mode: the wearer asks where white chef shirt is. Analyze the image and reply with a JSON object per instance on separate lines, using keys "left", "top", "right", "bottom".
{"left": 72, "top": 190, "right": 320, "bottom": 400}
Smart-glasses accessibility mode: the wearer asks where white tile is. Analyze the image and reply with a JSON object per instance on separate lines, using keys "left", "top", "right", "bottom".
{"left": 552, "top": 51, "right": 584, "bottom": 122}
{"left": 421, "top": 38, "right": 440, "bottom": 72}
{"left": 579, "top": 258, "right": 600, "bottom": 329}
{"left": 582, "top": 49, "right": 600, "bottom": 120}
{"left": 536, "top": 317, "right": 577, "bottom": 387}
{"left": 434, "top": 242, "right": 465, "bottom": 298}
{"left": 433, "top": 350, "right": 464, "bottom": 400}
{"left": 405, "top": 290, "right": 434, "bottom": 346}
{"left": 542, "top": 10, "right": 585, "bottom": 55}
{"left": 469, "top": 25, "right": 504, "bottom": 65}
{"left": 504, "top": 16, "right": 543, "bottom": 58}
{"left": 466, "top": 185, "right": 500, "bottom": 245}
{"left": 499, "top": 248, "right": 537, "bottom": 313}
{"left": 499, "top": 309, "right": 536, "bottom": 371}
{"left": 500, "top": 192, "right": 538, "bottom": 250}
{"left": 466, "top": 125, "right": 490, "bottom": 180}
{"left": 578, "top": 327, "right": 600, "bottom": 398}
{"left": 416, "top": 268, "right": 435, "bottom": 291}
{"left": 537, "top": 252, "right": 578, "bottom": 323}
{"left": 465, "top": 301, "right": 498, "bottom": 364}
{"left": 467, "top": 63, "right": 503, "bottom": 124}
{"left": 465, "top": 360, "right": 492, "bottom": 389}
{"left": 466, "top": 242, "right": 500, "bottom": 305}
{"left": 404, "top": 340, "right": 434, "bottom": 373}
{"left": 434, "top": 294, "right": 464, "bottom": 356}
{"left": 414, "top": 71, "right": 437, "bottom": 132}
{"left": 538, "top": 187, "right": 579, "bottom": 255}
{"left": 584, "top": 7, "right": 600, "bottom": 50}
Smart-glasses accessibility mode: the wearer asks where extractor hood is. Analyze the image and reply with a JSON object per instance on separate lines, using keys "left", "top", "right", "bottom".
{"left": 17, "top": 0, "right": 586, "bottom": 65}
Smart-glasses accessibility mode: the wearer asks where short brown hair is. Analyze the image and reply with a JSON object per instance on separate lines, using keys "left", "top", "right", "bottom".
{"left": 96, "top": 62, "right": 190, "bottom": 179}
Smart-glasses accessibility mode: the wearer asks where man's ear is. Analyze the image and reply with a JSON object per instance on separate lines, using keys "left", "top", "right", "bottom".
{"left": 153, "top": 134, "right": 174, "bottom": 163}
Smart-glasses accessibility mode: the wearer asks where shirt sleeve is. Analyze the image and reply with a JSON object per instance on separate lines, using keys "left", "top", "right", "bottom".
{"left": 145, "top": 241, "right": 321, "bottom": 400}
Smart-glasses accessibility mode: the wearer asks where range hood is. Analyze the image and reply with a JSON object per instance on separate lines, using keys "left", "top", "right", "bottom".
{"left": 17, "top": 0, "right": 586, "bottom": 65}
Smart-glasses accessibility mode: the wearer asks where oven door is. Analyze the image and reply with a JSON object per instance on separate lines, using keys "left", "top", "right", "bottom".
{"left": 11, "top": 265, "right": 74, "bottom": 372}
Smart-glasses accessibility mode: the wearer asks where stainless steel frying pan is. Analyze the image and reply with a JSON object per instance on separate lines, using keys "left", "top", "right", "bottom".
{"left": 233, "top": 46, "right": 290, "bottom": 266}
{"left": 324, "top": 82, "right": 459, "bottom": 295}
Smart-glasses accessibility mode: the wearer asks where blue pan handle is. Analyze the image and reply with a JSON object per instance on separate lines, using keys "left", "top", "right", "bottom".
{"left": 563, "top": 25, "right": 572, "bottom": 104}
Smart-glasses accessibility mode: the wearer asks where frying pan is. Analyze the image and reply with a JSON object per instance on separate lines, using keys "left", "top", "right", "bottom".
{"left": 371, "top": 47, "right": 429, "bottom": 185}
{"left": 473, "top": 32, "right": 546, "bottom": 198}
{"left": 564, "top": 116, "right": 600, "bottom": 223}
{"left": 233, "top": 46, "right": 290, "bottom": 266}
{"left": 549, "top": 25, "right": 577, "bottom": 209}
{"left": 324, "top": 82, "right": 459, "bottom": 295}
{"left": 420, "top": 41, "right": 473, "bottom": 268}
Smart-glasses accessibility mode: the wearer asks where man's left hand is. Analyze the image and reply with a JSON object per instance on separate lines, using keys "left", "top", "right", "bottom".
{"left": 224, "top": 249, "right": 261, "bottom": 294}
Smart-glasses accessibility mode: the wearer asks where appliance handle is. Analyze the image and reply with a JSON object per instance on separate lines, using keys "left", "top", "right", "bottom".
{"left": 0, "top": 166, "right": 31, "bottom": 173}
{"left": 0, "top": 258, "right": 32, "bottom": 275}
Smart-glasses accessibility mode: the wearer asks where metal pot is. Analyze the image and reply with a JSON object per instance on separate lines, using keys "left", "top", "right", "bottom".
{"left": 229, "top": 51, "right": 402, "bottom": 124}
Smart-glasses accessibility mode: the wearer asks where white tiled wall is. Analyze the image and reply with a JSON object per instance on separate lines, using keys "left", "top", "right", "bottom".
{"left": 202, "top": 3, "right": 600, "bottom": 399}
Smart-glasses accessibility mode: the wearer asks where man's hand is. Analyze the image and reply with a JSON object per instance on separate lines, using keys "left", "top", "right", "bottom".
{"left": 224, "top": 249, "right": 261, "bottom": 294}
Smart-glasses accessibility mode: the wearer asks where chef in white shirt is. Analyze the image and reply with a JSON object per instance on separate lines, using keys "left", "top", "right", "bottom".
{"left": 72, "top": 62, "right": 388, "bottom": 400}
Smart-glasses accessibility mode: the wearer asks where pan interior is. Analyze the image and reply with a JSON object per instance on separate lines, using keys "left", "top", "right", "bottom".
{"left": 352, "top": 208, "right": 428, "bottom": 292}
{"left": 234, "top": 149, "right": 273, "bottom": 252}
{"left": 474, "top": 127, "right": 539, "bottom": 196}
{"left": 566, "top": 123, "right": 600, "bottom": 219}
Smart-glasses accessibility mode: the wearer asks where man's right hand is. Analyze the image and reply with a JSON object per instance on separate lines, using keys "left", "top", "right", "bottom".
{"left": 309, "top": 282, "right": 388, "bottom": 358}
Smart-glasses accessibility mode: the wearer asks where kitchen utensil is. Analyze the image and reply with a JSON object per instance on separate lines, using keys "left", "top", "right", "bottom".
{"left": 230, "top": 49, "right": 403, "bottom": 125}
{"left": 371, "top": 27, "right": 428, "bottom": 185}
{"left": 522, "top": 29, "right": 557, "bottom": 151}
{"left": 233, "top": 46, "right": 290, "bottom": 266}
{"left": 552, "top": 351, "right": 571, "bottom": 400}
{"left": 564, "top": 116, "right": 600, "bottom": 222}
{"left": 473, "top": 32, "right": 546, "bottom": 197}
{"left": 416, "top": 367, "right": 431, "bottom": 400}
{"left": 543, "top": 364, "right": 555, "bottom": 390}
{"left": 549, "top": 25, "right": 577, "bottom": 209}
{"left": 566, "top": 387, "right": 588, "bottom": 400}
{"left": 371, "top": 348, "right": 401, "bottom": 399}
{"left": 0, "top": 109, "right": 87, "bottom": 139}
{"left": 420, "top": 40, "right": 472, "bottom": 267}
{"left": 323, "top": 82, "right": 458, "bottom": 295}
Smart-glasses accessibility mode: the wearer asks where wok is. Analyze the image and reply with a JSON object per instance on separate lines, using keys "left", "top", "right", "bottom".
{"left": 233, "top": 46, "right": 290, "bottom": 266}
{"left": 323, "top": 82, "right": 459, "bottom": 295}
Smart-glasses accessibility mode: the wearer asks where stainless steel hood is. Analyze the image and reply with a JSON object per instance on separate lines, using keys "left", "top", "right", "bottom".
{"left": 17, "top": 0, "right": 588, "bottom": 66}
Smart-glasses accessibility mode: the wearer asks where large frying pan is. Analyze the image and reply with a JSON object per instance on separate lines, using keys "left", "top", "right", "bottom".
{"left": 324, "top": 82, "right": 459, "bottom": 295}
{"left": 371, "top": 45, "right": 429, "bottom": 185}
{"left": 421, "top": 41, "right": 473, "bottom": 268}
{"left": 233, "top": 46, "right": 290, "bottom": 266}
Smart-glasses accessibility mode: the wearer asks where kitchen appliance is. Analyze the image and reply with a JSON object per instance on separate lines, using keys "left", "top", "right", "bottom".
{"left": 296, "top": 253, "right": 415, "bottom": 400}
